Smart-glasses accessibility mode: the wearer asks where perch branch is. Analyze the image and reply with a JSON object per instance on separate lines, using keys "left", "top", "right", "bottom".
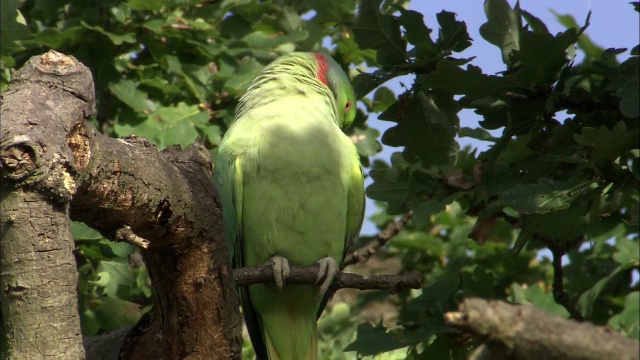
{"left": 342, "top": 211, "right": 413, "bottom": 266}
{"left": 445, "top": 298, "right": 639, "bottom": 360}
{"left": 234, "top": 265, "right": 421, "bottom": 294}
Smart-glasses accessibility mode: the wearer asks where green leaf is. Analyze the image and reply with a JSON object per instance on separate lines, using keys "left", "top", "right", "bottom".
{"left": 508, "top": 283, "right": 570, "bottom": 318}
{"left": 372, "top": 86, "right": 396, "bottom": 113}
{"left": 72, "top": 221, "right": 104, "bottom": 241}
{"left": 1, "top": 0, "right": 31, "bottom": 55}
{"left": 461, "top": 266, "right": 495, "bottom": 298}
{"left": 512, "top": 194, "right": 594, "bottom": 254}
{"left": 318, "top": 302, "right": 351, "bottom": 332}
{"left": 577, "top": 261, "right": 635, "bottom": 318}
{"left": 412, "top": 273, "right": 461, "bottom": 311}
{"left": 459, "top": 127, "right": 499, "bottom": 142}
{"left": 90, "top": 296, "right": 144, "bottom": 331}
{"left": 436, "top": 11, "right": 472, "bottom": 53}
{"left": 115, "top": 102, "right": 208, "bottom": 149}
{"left": 199, "top": 123, "right": 222, "bottom": 147}
{"left": 574, "top": 122, "right": 640, "bottom": 165}
{"left": 350, "top": 126, "right": 381, "bottom": 157}
{"left": 412, "top": 194, "right": 458, "bottom": 228}
{"left": 127, "top": 0, "right": 164, "bottom": 11}
{"left": 219, "top": 14, "right": 253, "bottom": 38}
{"left": 307, "top": 0, "right": 357, "bottom": 24}
{"left": 418, "top": 335, "right": 467, "bottom": 360}
{"left": 608, "top": 291, "right": 640, "bottom": 339}
{"left": 80, "top": 306, "right": 101, "bottom": 337}
{"left": 136, "top": 267, "right": 152, "bottom": 298}
{"left": 343, "top": 322, "right": 405, "bottom": 356}
{"left": 381, "top": 92, "right": 459, "bottom": 168}
{"left": 81, "top": 21, "right": 136, "bottom": 45}
{"left": 100, "top": 239, "right": 133, "bottom": 258}
{"left": 515, "top": 29, "right": 578, "bottom": 84}
{"left": 352, "top": 0, "right": 407, "bottom": 65}
{"left": 396, "top": 8, "right": 438, "bottom": 58}
{"left": 223, "top": 57, "right": 264, "bottom": 95}
{"left": 390, "top": 230, "right": 443, "bottom": 254}
{"left": 109, "top": 80, "right": 157, "bottom": 113}
{"left": 612, "top": 237, "right": 640, "bottom": 266}
{"left": 353, "top": 70, "right": 395, "bottom": 99}
{"left": 519, "top": 9, "right": 549, "bottom": 33}
{"left": 366, "top": 154, "right": 413, "bottom": 214}
{"left": 336, "top": 29, "right": 377, "bottom": 66}
{"left": 92, "top": 261, "right": 136, "bottom": 298}
{"left": 419, "top": 61, "right": 515, "bottom": 97}
{"left": 499, "top": 178, "right": 593, "bottom": 215}
{"left": 240, "top": 30, "right": 308, "bottom": 49}
{"left": 479, "top": 0, "right": 520, "bottom": 67}
{"left": 615, "top": 73, "right": 640, "bottom": 118}
{"left": 552, "top": 11, "right": 605, "bottom": 62}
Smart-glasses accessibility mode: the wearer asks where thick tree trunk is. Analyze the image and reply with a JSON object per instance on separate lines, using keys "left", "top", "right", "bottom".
{"left": 0, "top": 190, "right": 84, "bottom": 359}
{"left": 1, "top": 51, "right": 92, "bottom": 359}
{"left": 1, "top": 51, "right": 242, "bottom": 359}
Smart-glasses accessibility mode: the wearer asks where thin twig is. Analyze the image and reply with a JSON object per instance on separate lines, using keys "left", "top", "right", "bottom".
{"left": 342, "top": 211, "right": 413, "bottom": 267}
{"left": 233, "top": 265, "right": 422, "bottom": 294}
{"left": 115, "top": 225, "right": 150, "bottom": 249}
{"left": 550, "top": 246, "right": 584, "bottom": 321}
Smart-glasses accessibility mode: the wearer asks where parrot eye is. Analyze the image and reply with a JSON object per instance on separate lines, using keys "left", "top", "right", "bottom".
{"left": 344, "top": 100, "right": 351, "bottom": 113}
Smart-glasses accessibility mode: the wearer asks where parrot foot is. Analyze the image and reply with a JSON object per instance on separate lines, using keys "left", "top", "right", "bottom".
{"left": 315, "top": 257, "right": 339, "bottom": 300}
{"left": 268, "top": 255, "right": 290, "bottom": 290}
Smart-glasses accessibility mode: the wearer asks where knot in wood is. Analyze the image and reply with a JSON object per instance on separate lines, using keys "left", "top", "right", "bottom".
{"left": 1, "top": 142, "right": 38, "bottom": 179}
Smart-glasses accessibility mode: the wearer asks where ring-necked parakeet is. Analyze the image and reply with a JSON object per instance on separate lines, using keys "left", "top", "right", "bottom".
{"left": 215, "top": 52, "right": 365, "bottom": 359}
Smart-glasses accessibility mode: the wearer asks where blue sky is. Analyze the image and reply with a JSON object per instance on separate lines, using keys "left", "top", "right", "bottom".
{"left": 360, "top": 0, "right": 640, "bottom": 235}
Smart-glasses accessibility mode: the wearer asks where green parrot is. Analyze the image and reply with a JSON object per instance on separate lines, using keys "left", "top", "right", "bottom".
{"left": 214, "top": 52, "right": 365, "bottom": 360}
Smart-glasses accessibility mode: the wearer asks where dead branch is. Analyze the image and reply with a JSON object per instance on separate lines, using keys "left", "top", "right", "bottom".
{"left": 445, "top": 298, "right": 639, "bottom": 360}
{"left": 342, "top": 211, "right": 413, "bottom": 266}
{"left": 115, "top": 225, "right": 150, "bottom": 249}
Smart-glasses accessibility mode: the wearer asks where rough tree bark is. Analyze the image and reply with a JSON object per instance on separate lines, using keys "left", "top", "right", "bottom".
{"left": 1, "top": 51, "right": 242, "bottom": 359}
{"left": 1, "top": 51, "right": 91, "bottom": 359}
{"left": 446, "top": 298, "right": 640, "bottom": 360}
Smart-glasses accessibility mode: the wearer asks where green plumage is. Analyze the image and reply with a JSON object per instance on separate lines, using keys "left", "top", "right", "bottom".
{"left": 215, "top": 52, "right": 364, "bottom": 360}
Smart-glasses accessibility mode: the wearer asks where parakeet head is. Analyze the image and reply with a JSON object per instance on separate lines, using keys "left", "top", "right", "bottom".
{"left": 236, "top": 52, "right": 357, "bottom": 130}
{"left": 312, "top": 52, "right": 357, "bottom": 129}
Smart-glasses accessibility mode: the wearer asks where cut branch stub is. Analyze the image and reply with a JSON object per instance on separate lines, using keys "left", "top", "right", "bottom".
{"left": 0, "top": 141, "right": 38, "bottom": 179}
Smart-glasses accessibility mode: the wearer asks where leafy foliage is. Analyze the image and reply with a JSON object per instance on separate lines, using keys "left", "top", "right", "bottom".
{"left": 2, "top": 0, "right": 638, "bottom": 358}
{"left": 72, "top": 221, "right": 152, "bottom": 336}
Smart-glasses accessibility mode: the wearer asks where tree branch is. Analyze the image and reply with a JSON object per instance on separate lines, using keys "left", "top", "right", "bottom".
{"left": 445, "top": 298, "right": 639, "bottom": 360}
{"left": 550, "top": 246, "right": 584, "bottom": 321}
{"left": 2, "top": 51, "right": 243, "bottom": 360}
{"left": 234, "top": 265, "right": 422, "bottom": 294}
{"left": 342, "top": 211, "right": 413, "bottom": 267}
{"left": 115, "top": 225, "right": 150, "bottom": 249}
{"left": 69, "top": 124, "right": 243, "bottom": 359}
